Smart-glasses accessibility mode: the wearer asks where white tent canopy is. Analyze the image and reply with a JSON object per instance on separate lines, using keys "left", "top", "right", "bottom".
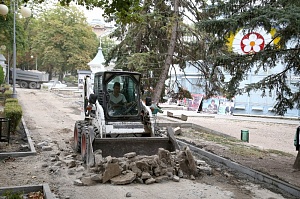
{"left": 88, "top": 47, "right": 105, "bottom": 73}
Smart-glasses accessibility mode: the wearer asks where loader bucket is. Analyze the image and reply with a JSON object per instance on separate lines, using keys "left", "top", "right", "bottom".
{"left": 92, "top": 127, "right": 179, "bottom": 157}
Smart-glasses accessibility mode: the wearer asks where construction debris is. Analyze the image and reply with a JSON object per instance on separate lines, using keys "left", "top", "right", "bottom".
{"left": 68, "top": 146, "right": 212, "bottom": 186}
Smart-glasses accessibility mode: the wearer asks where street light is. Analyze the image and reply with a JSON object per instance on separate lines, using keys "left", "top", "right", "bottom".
{"left": 30, "top": 55, "right": 37, "bottom": 70}
{"left": 0, "top": 1, "right": 31, "bottom": 98}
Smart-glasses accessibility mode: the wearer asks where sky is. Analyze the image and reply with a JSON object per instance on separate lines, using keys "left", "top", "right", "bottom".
{"left": 77, "top": 6, "right": 104, "bottom": 22}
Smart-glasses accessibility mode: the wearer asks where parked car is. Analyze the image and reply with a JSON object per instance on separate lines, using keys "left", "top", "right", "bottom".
{"left": 42, "top": 80, "right": 67, "bottom": 89}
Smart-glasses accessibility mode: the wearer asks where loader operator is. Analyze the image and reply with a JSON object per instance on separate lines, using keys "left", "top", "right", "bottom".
{"left": 109, "top": 82, "right": 128, "bottom": 115}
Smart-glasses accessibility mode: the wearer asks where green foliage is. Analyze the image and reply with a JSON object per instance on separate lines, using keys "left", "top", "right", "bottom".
{"left": 105, "top": 0, "right": 177, "bottom": 97}
{"left": 101, "top": 36, "right": 117, "bottom": 61}
{"left": 53, "top": 0, "right": 142, "bottom": 24}
{"left": 197, "top": 0, "right": 300, "bottom": 115}
{"left": 0, "top": 68, "right": 4, "bottom": 85}
{"left": 2, "top": 191, "right": 23, "bottom": 199}
{"left": 5, "top": 98, "right": 18, "bottom": 104}
{"left": 3, "top": 84, "right": 10, "bottom": 90}
{"left": 26, "top": 5, "right": 99, "bottom": 81}
{"left": 0, "top": 89, "right": 13, "bottom": 103}
{"left": 63, "top": 75, "right": 77, "bottom": 84}
{"left": 4, "top": 100, "right": 22, "bottom": 133}
{"left": 0, "top": 12, "right": 28, "bottom": 68}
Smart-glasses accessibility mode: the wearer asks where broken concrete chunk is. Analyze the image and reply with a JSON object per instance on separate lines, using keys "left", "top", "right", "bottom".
{"left": 110, "top": 170, "right": 136, "bottom": 185}
{"left": 94, "top": 154, "right": 103, "bottom": 166}
{"left": 158, "top": 148, "right": 172, "bottom": 165}
{"left": 73, "top": 179, "right": 84, "bottom": 186}
{"left": 125, "top": 192, "right": 132, "bottom": 197}
{"left": 172, "top": 175, "right": 180, "bottom": 182}
{"left": 42, "top": 146, "right": 53, "bottom": 151}
{"left": 174, "top": 127, "right": 182, "bottom": 135}
{"left": 106, "top": 156, "right": 112, "bottom": 163}
{"left": 81, "top": 176, "right": 97, "bottom": 186}
{"left": 145, "top": 177, "right": 156, "bottom": 185}
{"left": 119, "top": 161, "right": 129, "bottom": 171}
{"left": 129, "top": 162, "right": 142, "bottom": 177}
{"left": 62, "top": 159, "right": 76, "bottom": 168}
{"left": 178, "top": 169, "right": 184, "bottom": 178}
{"left": 136, "top": 160, "right": 149, "bottom": 172}
{"left": 76, "top": 166, "right": 85, "bottom": 172}
{"left": 155, "top": 175, "right": 168, "bottom": 183}
{"left": 153, "top": 167, "right": 161, "bottom": 176}
{"left": 141, "top": 172, "right": 152, "bottom": 180}
{"left": 91, "top": 174, "right": 103, "bottom": 182}
{"left": 102, "top": 163, "right": 122, "bottom": 183}
{"left": 124, "top": 152, "right": 137, "bottom": 158}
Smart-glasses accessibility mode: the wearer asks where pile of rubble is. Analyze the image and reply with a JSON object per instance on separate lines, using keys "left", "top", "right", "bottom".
{"left": 68, "top": 147, "right": 213, "bottom": 186}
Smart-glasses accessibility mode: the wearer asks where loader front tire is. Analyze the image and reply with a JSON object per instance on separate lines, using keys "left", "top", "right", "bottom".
{"left": 81, "top": 127, "right": 88, "bottom": 162}
{"left": 74, "top": 120, "right": 88, "bottom": 153}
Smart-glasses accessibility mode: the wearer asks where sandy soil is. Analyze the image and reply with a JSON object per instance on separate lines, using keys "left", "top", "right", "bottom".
{"left": 0, "top": 88, "right": 298, "bottom": 199}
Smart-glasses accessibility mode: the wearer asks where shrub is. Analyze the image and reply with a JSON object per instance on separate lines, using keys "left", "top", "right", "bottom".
{"left": 4, "top": 101, "right": 22, "bottom": 133}
{"left": 5, "top": 98, "right": 18, "bottom": 104}
{"left": 3, "top": 89, "right": 13, "bottom": 99}
{"left": 63, "top": 75, "right": 77, "bottom": 84}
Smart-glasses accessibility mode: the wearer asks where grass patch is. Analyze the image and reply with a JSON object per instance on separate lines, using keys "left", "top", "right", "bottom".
{"left": 179, "top": 128, "right": 294, "bottom": 158}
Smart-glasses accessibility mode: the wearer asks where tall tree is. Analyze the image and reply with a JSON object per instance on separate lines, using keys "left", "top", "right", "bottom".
{"left": 105, "top": 0, "right": 179, "bottom": 101}
{"left": 197, "top": 0, "right": 300, "bottom": 115}
{"left": 197, "top": 0, "right": 300, "bottom": 168}
{"left": 104, "top": 0, "right": 216, "bottom": 101}
{"left": 152, "top": 0, "right": 179, "bottom": 103}
{"left": 0, "top": 8, "right": 29, "bottom": 70}
{"left": 30, "top": 5, "right": 98, "bottom": 80}
{"left": 23, "top": 0, "right": 216, "bottom": 102}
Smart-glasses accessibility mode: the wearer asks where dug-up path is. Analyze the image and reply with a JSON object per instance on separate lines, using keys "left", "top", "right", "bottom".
{"left": 0, "top": 88, "right": 297, "bottom": 199}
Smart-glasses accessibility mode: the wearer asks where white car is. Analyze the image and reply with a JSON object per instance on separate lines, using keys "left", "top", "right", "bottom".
{"left": 42, "top": 80, "right": 67, "bottom": 89}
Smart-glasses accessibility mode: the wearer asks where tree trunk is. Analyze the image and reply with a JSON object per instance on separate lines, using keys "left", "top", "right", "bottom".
{"left": 152, "top": 0, "right": 179, "bottom": 104}
{"left": 58, "top": 72, "right": 64, "bottom": 82}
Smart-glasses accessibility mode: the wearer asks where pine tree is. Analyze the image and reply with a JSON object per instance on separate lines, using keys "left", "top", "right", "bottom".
{"left": 197, "top": 0, "right": 300, "bottom": 116}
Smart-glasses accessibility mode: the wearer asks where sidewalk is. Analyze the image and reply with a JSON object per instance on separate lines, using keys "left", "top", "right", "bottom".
{"left": 158, "top": 104, "right": 300, "bottom": 125}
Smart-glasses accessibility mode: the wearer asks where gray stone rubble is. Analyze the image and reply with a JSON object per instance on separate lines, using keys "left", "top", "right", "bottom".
{"left": 38, "top": 140, "right": 213, "bottom": 186}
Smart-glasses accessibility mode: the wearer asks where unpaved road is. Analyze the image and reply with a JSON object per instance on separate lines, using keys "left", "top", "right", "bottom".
{"left": 0, "top": 88, "right": 296, "bottom": 199}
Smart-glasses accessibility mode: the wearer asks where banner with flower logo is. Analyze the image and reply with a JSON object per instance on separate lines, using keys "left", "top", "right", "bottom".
{"left": 226, "top": 27, "right": 280, "bottom": 54}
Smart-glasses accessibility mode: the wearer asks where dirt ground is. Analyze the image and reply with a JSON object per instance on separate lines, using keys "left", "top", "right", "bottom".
{"left": 156, "top": 114, "right": 300, "bottom": 188}
{"left": 0, "top": 88, "right": 299, "bottom": 199}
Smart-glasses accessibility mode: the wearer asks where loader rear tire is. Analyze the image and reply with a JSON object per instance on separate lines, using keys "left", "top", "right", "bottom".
{"left": 74, "top": 120, "right": 88, "bottom": 153}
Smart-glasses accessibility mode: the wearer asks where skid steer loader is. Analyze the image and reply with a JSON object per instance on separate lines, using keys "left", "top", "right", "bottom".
{"left": 73, "top": 70, "right": 179, "bottom": 164}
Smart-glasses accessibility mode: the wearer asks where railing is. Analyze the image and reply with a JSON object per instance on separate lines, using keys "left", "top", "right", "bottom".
{"left": 0, "top": 118, "right": 10, "bottom": 143}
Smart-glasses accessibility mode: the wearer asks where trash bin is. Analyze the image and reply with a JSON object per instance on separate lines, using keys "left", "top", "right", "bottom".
{"left": 241, "top": 130, "right": 249, "bottom": 142}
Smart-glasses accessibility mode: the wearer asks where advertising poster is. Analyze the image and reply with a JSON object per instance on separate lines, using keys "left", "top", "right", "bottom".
{"left": 186, "top": 94, "right": 204, "bottom": 111}
{"left": 218, "top": 98, "right": 235, "bottom": 115}
{"left": 202, "top": 98, "right": 219, "bottom": 114}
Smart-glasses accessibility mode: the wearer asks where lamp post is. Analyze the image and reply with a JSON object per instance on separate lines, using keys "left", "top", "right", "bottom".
{"left": 0, "top": 1, "right": 31, "bottom": 98}
{"left": 31, "top": 55, "right": 37, "bottom": 70}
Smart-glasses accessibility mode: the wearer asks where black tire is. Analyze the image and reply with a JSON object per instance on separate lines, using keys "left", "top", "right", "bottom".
{"left": 81, "top": 127, "right": 89, "bottom": 162}
{"left": 74, "top": 120, "right": 88, "bottom": 153}
{"left": 29, "top": 82, "right": 37, "bottom": 89}
{"left": 20, "top": 81, "right": 28, "bottom": 88}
